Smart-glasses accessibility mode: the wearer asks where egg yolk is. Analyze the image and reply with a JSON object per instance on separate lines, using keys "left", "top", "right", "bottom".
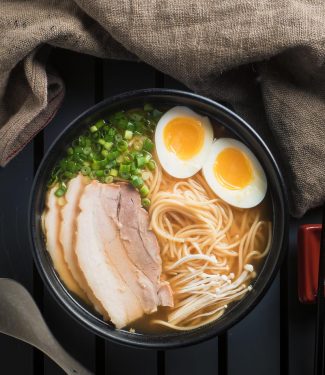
{"left": 163, "top": 117, "right": 204, "bottom": 160}
{"left": 214, "top": 147, "right": 253, "bottom": 190}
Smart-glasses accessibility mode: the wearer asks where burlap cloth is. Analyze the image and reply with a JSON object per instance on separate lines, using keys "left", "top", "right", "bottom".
{"left": 0, "top": 1, "right": 324, "bottom": 217}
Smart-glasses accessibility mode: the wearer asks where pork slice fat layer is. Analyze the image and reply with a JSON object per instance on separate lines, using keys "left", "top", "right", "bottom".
{"left": 59, "top": 175, "right": 106, "bottom": 315}
{"left": 44, "top": 187, "right": 88, "bottom": 301}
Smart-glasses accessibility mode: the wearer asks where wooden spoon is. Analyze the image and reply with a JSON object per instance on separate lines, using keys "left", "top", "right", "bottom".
{"left": 0, "top": 278, "right": 92, "bottom": 375}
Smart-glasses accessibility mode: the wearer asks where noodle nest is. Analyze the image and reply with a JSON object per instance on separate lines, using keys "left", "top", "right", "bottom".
{"left": 147, "top": 163, "right": 271, "bottom": 330}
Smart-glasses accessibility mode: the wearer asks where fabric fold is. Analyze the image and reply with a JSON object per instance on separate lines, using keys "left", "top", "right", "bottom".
{"left": 0, "top": 0, "right": 324, "bottom": 217}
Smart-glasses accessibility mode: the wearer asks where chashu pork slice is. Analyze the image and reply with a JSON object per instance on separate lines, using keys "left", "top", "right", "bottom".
{"left": 44, "top": 187, "right": 87, "bottom": 301}
{"left": 76, "top": 182, "right": 143, "bottom": 328}
{"left": 59, "top": 175, "right": 106, "bottom": 315}
{"left": 118, "top": 184, "right": 173, "bottom": 307}
{"left": 75, "top": 181, "right": 173, "bottom": 328}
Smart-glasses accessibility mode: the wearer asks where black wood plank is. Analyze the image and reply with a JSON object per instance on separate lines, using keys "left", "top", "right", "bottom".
{"left": 163, "top": 75, "right": 188, "bottom": 91}
{"left": 103, "top": 60, "right": 156, "bottom": 98}
{"left": 166, "top": 338, "right": 218, "bottom": 375}
{"left": 0, "top": 142, "right": 34, "bottom": 374}
{"left": 287, "top": 209, "right": 321, "bottom": 375}
{"left": 106, "top": 344, "right": 158, "bottom": 375}
{"left": 228, "top": 275, "right": 280, "bottom": 375}
{"left": 42, "top": 49, "right": 97, "bottom": 374}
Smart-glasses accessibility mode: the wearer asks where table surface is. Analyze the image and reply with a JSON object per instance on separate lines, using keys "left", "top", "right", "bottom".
{"left": 0, "top": 48, "right": 321, "bottom": 375}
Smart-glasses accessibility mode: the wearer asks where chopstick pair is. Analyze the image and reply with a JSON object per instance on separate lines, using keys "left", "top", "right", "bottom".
{"left": 314, "top": 203, "right": 325, "bottom": 375}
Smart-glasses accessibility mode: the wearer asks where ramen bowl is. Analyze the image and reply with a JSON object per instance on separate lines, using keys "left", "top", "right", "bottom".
{"left": 29, "top": 89, "right": 288, "bottom": 349}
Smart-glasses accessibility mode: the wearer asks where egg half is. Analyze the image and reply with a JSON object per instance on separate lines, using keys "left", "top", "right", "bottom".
{"left": 155, "top": 106, "right": 213, "bottom": 178}
{"left": 203, "top": 138, "right": 267, "bottom": 208}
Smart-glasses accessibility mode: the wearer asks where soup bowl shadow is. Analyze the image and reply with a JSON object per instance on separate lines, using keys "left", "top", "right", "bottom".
{"left": 29, "top": 89, "right": 288, "bottom": 349}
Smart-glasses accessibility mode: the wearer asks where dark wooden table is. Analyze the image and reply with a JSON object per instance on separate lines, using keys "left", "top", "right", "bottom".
{"left": 0, "top": 48, "right": 321, "bottom": 375}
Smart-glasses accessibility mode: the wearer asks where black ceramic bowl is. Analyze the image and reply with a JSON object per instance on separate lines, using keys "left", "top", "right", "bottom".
{"left": 29, "top": 89, "right": 288, "bottom": 349}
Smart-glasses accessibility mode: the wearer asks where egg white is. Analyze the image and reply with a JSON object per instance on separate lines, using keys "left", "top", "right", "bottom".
{"left": 155, "top": 106, "right": 213, "bottom": 178}
{"left": 202, "top": 138, "right": 267, "bottom": 208}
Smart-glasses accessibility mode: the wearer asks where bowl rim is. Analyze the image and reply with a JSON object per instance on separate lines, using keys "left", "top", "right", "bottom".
{"left": 29, "top": 88, "right": 289, "bottom": 349}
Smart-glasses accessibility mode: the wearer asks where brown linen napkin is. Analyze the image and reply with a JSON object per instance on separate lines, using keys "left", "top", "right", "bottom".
{"left": 0, "top": 0, "right": 325, "bottom": 217}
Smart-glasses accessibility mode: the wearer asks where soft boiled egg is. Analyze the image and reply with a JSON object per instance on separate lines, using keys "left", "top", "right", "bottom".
{"left": 155, "top": 106, "right": 213, "bottom": 178}
{"left": 203, "top": 138, "right": 267, "bottom": 208}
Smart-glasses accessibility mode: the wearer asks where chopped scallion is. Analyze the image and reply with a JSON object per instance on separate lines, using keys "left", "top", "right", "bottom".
{"left": 104, "top": 175, "right": 114, "bottom": 183}
{"left": 110, "top": 168, "right": 118, "bottom": 177}
{"left": 124, "top": 130, "right": 133, "bottom": 140}
{"left": 143, "top": 138, "right": 154, "bottom": 152}
{"left": 139, "top": 184, "right": 149, "bottom": 197}
{"left": 55, "top": 188, "right": 65, "bottom": 197}
{"left": 147, "top": 160, "right": 156, "bottom": 171}
{"left": 141, "top": 198, "right": 151, "bottom": 207}
{"left": 131, "top": 175, "right": 144, "bottom": 188}
{"left": 136, "top": 156, "right": 146, "bottom": 168}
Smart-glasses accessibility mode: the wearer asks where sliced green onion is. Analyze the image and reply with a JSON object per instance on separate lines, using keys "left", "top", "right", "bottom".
{"left": 91, "top": 162, "right": 100, "bottom": 170}
{"left": 107, "top": 151, "right": 119, "bottom": 161}
{"left": 83, "top": 146, "right": 92, "bottom": 155}
{"left": 79, "top": 136, "right": 86, "bottom": 146}
{"left": 50, "top": 107, "right": 161, "bottom": 198}
{"left": 119, "top": 164, "right": 130, "bottom": 174}
{"left": 117, "top": 118, "right": 128, "bottom": 129}
{"left": 141, "top": 198, "right": 151, "bottom": 208}
{"left": 124, "top": 130, "right": 133, "bottom": 140}
{"left": 110, "top": 168, "right": 118, "bottom": 177}
{"left": 139, "top": 184, "right": 149, "bottom": 197}
{"left": 119, "top": 172, "right": 130, "bottom": 179}
{"left": 143, "top": 138, "right": 154, "bottom": 152}
{"left": 102, "top": 142, "right": 112, "bottom": 151}
{"left": 81, "top": 166, "right": 91, "bottom": 175}
{"left": 55, "top": 188, "right": 65, "bottom": 197}
{"left": 136, "top": 156, "right": 146, "bottom": 168}
{"left": 94, "top": 119, "right": 106, "bottom": 129}
{"left": 147, "top": 160, "right": 156, "bottom": 171}
{"left": 67, "top": 147, "right": 74, "bottom": 156}
{"left": 144, "top": 153, "right": 151, "bottom": 163}
{"left": 74, "top": 146, "right": 83, "bottom": 154}
{"left": 104, "top": 176, "right": 114, "bottom": 183}
{"left": 115, "top": 134, "right": 123, "bottom": 142}
{"left": 117, "top": 140, "right": 128, "bottom": 152}
{"left": 116, "top": 154, "right": 124, "bottom": 163}
{"left": 123, "top": 153, "right": 134, "bottom": 163}
{"left": 131, "top": 175, "right": 144, "bottom": 188}
{"left": 96, "top": 170, "right": 104, "bottom": 177}
{"left": 126, "top": 122, "right": 135, "bottom": 131}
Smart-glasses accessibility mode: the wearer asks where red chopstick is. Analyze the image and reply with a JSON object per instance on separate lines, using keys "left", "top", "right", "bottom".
{"left": 314, "top": 203, "right": 325, "bottom": 375}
